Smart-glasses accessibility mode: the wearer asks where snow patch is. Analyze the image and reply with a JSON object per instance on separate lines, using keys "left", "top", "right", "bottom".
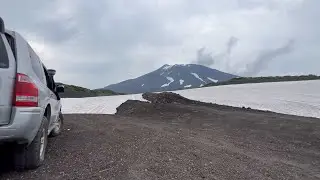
{"left": 162, "top": 64, "right": 173, "bottom": 70}
{"left": 61, "top": 80, "right": 320, "bottom": 119}
{"left": 180, "top": 79, "right": 184, "bottom": 85}
{"left": 161, "top": 77, "right": 175, "bottom": 87}
{"left": 191, "top": 73, "right": 205, "bottom": 82}
{"left": 61, "top": 94, "right": 147, "bottom": 114}
{"left": 141, "top": 84, "right": 144, "bottom": 87}
{"left": 184, "top": 85, "right": 192, "bottom": 88}
{"left": 207, "top": 77, "right": 219, "bottom": 83}
{"left": 200, "top": 84, "right": 204, "bottom": 87}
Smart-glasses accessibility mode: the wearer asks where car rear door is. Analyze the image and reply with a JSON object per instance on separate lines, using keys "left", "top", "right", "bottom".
{"left": 0, "top": 33, "right": 16, "bottom": 125}
{"left": 42, "top": 66, "right": 60, "bottom": 127}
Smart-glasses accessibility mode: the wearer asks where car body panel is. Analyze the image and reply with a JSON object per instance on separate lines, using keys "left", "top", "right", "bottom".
{"left": 0, "top": 30, "right": 62, "bottom": 144}
{"left": 0, "top": 33, "right": 16, "bottom": 125}
{"left": 0, "top": 107, "right": 44, "bottom": 144}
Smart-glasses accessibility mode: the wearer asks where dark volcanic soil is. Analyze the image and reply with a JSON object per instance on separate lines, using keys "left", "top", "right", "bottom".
{"left": 1, "top": 93, "right": 320, "bottom": 180}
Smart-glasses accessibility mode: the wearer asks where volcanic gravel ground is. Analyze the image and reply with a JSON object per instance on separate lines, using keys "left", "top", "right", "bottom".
{"left": 1, "top": 93, "right": 320, "bottom": 180}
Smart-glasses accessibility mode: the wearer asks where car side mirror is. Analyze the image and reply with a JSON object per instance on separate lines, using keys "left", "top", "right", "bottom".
{"left": 56, "top": 85, "right": 64, "bottom": 93}
{"left": 47, "top": 69, "right": 56, "bottom": 76}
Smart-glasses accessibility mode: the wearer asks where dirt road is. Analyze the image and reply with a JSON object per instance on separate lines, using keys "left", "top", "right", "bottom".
{"left": 1, "top": 96, "right": 320, "bottom": 179}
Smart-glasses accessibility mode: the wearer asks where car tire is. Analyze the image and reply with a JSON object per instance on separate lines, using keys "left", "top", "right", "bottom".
{"left": 49, "top": 112, "right": 63, "bottom": 137}
{"left": 14, "top": 116, "right": 49, "bottom": 171}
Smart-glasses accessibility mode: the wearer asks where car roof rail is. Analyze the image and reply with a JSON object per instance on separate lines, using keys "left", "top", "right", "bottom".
{"left": 0, "top": 17, "right": 5, "bottom": 33}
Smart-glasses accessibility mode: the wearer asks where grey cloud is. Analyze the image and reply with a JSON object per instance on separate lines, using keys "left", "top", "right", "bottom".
{"left": 1, "top": 1, "right": 78, "bottom": 44}
{"left": 75, "top": 1, "right": 180, "bottom": 49}
{"left": 0, "top": 0, "right": 319, "bottom": 88}
{"left": 1, "top": 0, "right": 181, "bottom": 86}
{"left": 33, "top": 19, "right": 79, "bottom": 44}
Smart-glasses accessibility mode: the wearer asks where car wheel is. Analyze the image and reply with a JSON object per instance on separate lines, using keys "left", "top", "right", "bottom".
{"left": 49, "top": 112, "right": 63, "bottom": 137}
{"left": 14, "top": 116, "right": 49, "bottom": 171}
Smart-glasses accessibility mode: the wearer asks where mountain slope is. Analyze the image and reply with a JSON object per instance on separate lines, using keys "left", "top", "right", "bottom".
{"left": 104, "top": 64, "right": 238, "bottom": 94}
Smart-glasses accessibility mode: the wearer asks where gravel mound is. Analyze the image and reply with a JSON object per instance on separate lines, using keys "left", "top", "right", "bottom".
{"left": 116, "top": 100, "right": 152, "bottom": 115}
{"left": 142, "top": 92, "right": 199, "bottom": 104}
{"left": 116, "top": 92, "right": 202, "bottom": 116}
{"left": 116, "top": 92, "right": 272, "bottom": 117}
{"left": 115, "top": 100, "right": 196, "bottom": 118}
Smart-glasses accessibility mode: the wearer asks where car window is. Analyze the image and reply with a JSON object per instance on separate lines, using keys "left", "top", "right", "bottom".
{"left": 43, "top": 66, "right": 54, "bottom": 91}
{"left": 5, "top": 33, "right": 16, "bottom": 59}
{"left": 29, "top": 45, "right": 46, "bottom": 82}
{"left": 36, "top": 62, "right": 46, "bottom": 84}
{"left": 0, "top": 35, "right": 9, "bottom": 68}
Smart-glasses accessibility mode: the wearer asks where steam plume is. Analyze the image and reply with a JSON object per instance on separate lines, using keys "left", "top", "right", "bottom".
{"left": 195, "top": 47, "right": 215, "bottom": 66}
{"left": 195, "top": 36, "right": 238, "bottom": 66}
{"left": 244, "top": 39, "right": 295, "bottom": 76}
{"left": 227, "top": 36, "right": 238, "bottom": 55}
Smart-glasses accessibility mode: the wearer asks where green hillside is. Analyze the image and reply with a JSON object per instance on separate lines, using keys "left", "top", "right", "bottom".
{"left": 204, "top": 74, "right": 320, "bottom": 87}
{"left": 56, "top": 83, "right": 124, "bottom": 98}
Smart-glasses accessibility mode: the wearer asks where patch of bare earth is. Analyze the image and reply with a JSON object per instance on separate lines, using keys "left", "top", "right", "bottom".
{"left": 1, "top": 92, "right": 320, "bottom": 180}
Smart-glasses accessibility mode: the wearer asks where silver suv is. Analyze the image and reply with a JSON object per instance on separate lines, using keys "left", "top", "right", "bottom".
{"left": 0, "top": 17, "right": 64, "bottom": 170}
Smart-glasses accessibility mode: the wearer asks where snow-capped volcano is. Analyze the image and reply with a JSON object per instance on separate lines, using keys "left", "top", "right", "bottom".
{"left": 103, "top": 64, "right": 238, "bottom": 94}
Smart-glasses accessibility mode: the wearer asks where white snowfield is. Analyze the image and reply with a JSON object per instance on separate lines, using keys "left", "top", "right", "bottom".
{"left": 61, "top": 80, "right": 320, "bottom": 119}
{"left": 61, "top": 94, "right": 146, "bottom": 114}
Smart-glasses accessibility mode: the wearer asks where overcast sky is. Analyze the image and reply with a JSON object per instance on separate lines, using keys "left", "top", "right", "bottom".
{"left": 1, "top": 0, "right": 319, "bottom": 88}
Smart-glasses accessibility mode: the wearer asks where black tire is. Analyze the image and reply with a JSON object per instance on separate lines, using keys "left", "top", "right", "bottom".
{"left": 14, "top": 116, "right": 49, "bottom": 171}
{"left": 49, "top": 112, "right": 63, "bottom": 137}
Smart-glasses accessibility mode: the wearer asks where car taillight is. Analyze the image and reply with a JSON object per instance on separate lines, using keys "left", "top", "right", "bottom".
{"left": 13, "top": 73, "right": 39, "bottom": 107}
